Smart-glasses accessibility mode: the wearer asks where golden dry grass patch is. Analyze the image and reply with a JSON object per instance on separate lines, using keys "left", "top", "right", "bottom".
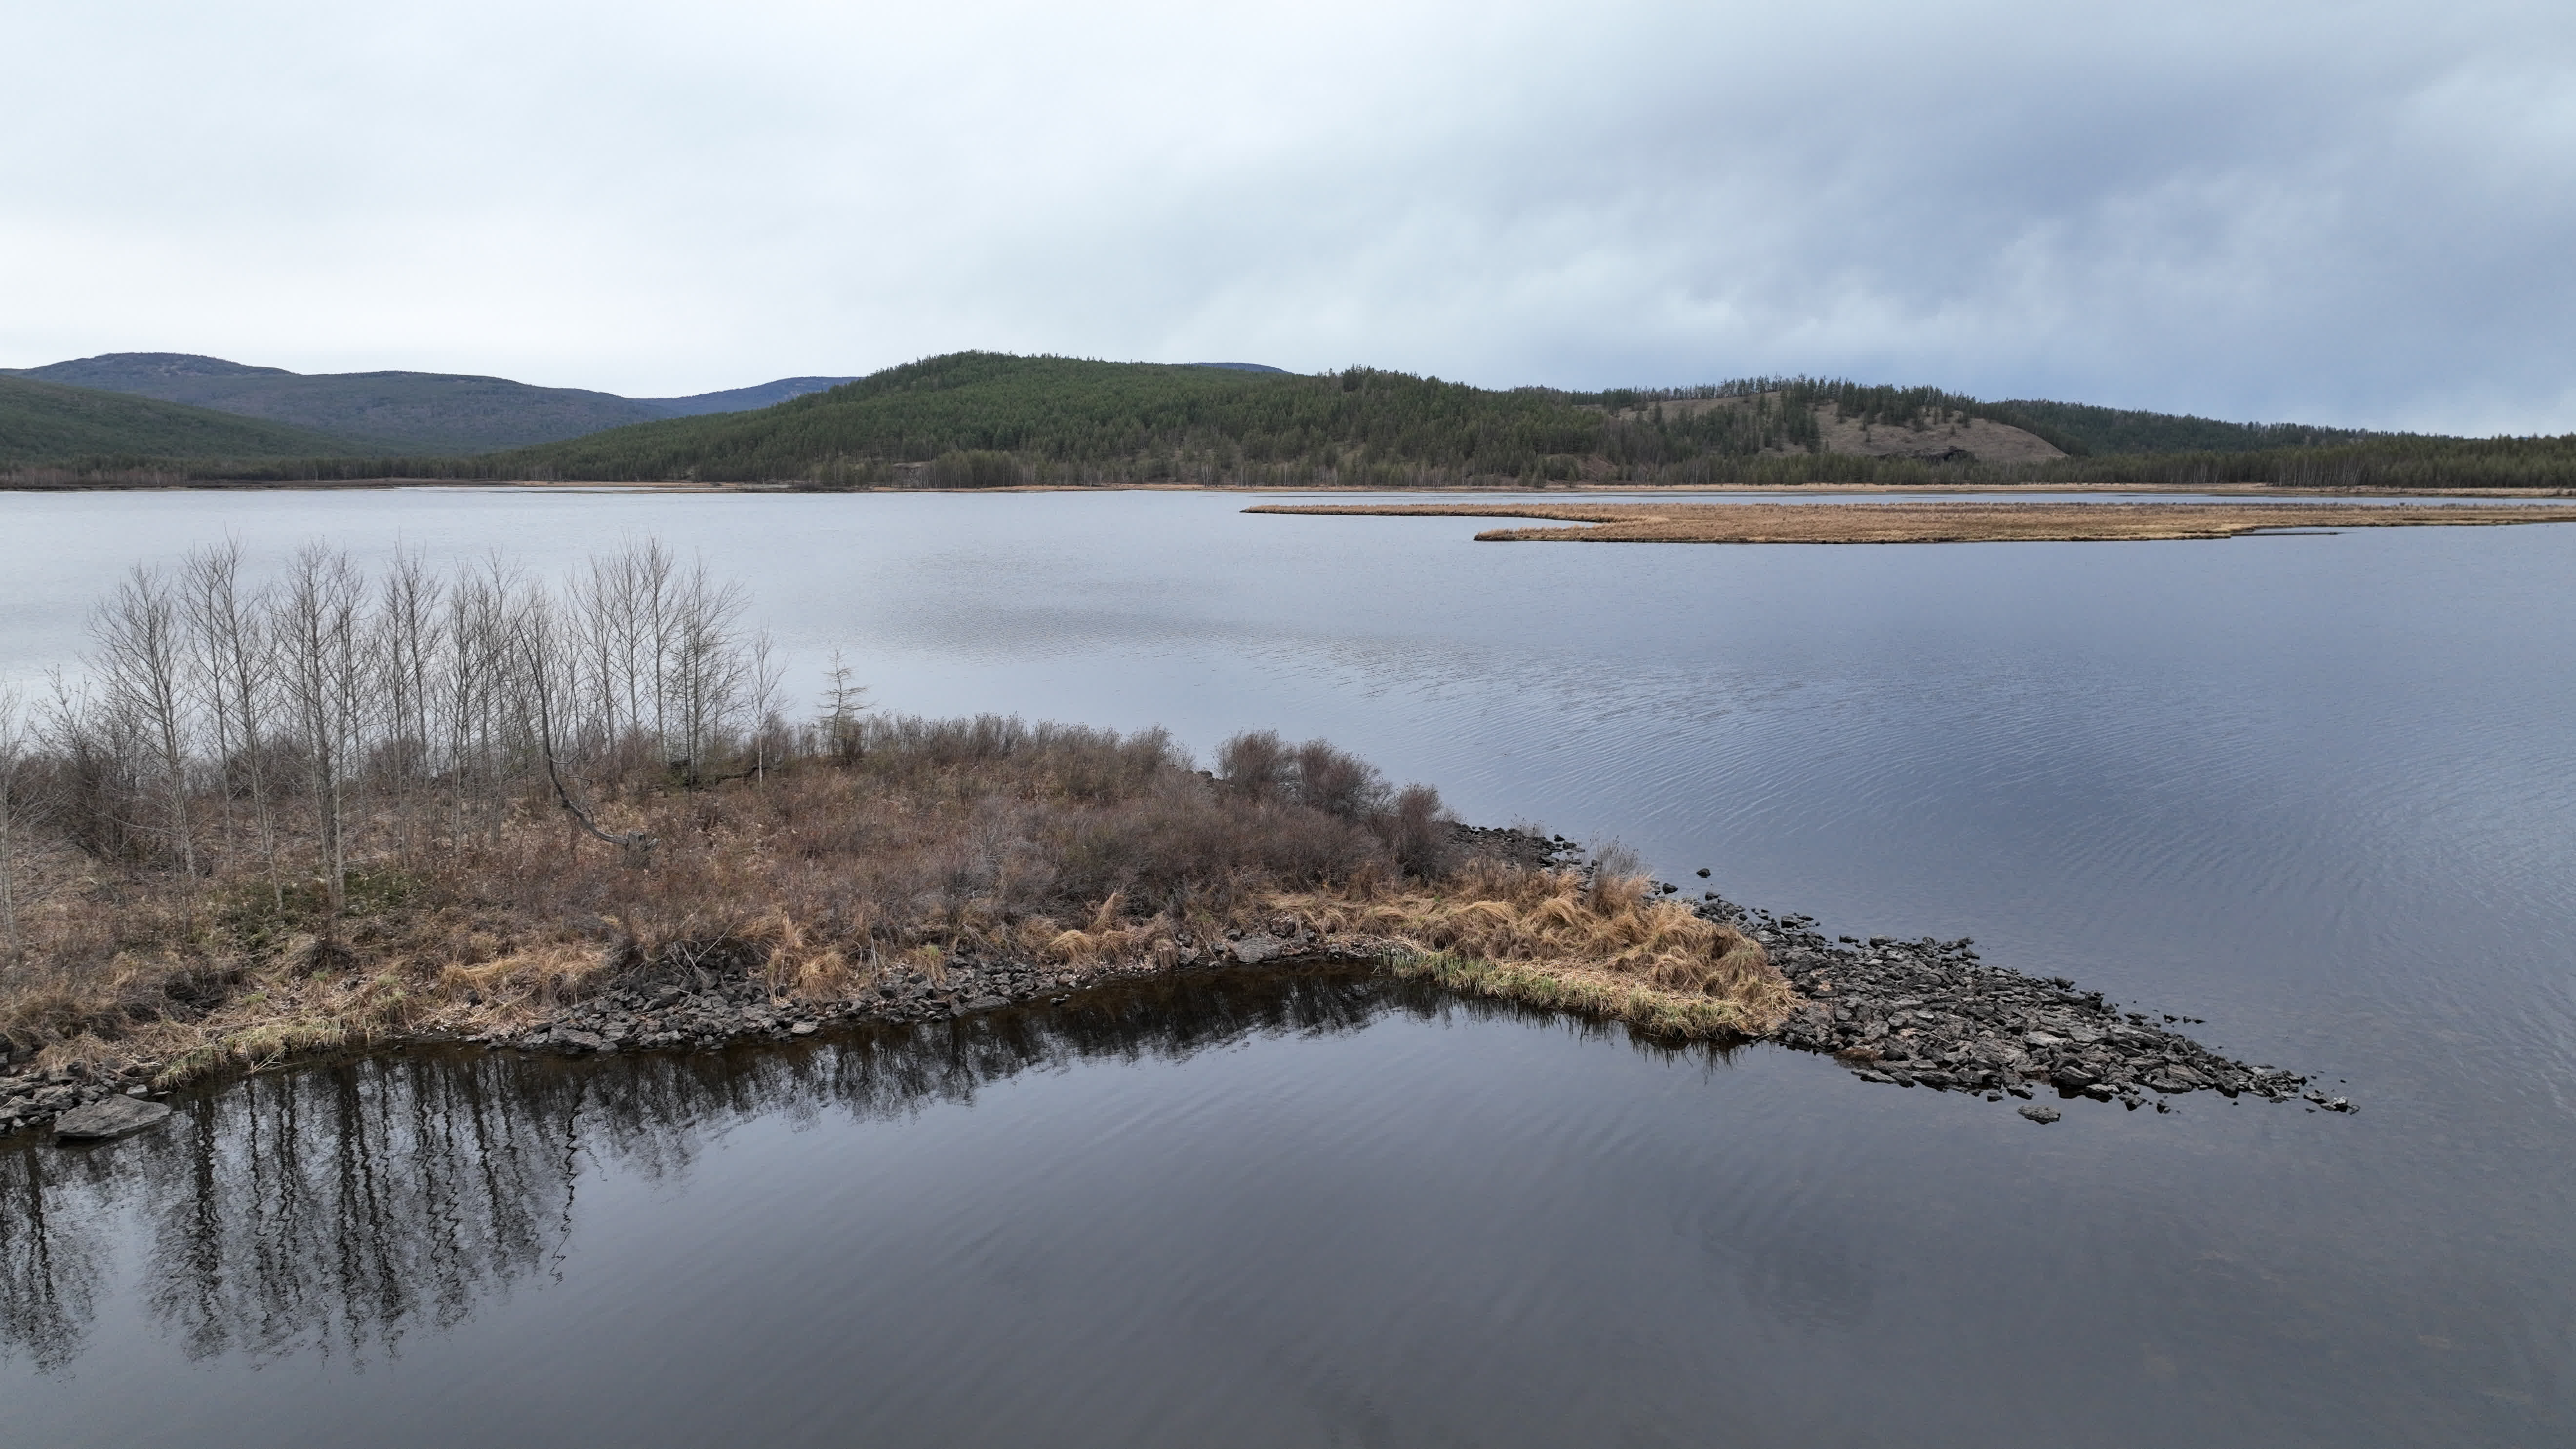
{"left": 1246, "top": 500, "right": 2576, "bottom": 543}
{"left": 1277, "top": 863, "right": 1795, "bottom": 1037}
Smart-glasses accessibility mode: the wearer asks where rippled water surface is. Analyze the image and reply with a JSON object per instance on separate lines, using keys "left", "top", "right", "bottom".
{"left": 4, "top": 488, "right": 2573, "bottom": 1446}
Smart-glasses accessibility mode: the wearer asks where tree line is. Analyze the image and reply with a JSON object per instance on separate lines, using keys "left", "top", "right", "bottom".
{"left": 0, "top": 540, "right": 780, "bottom": 945}
{"left": 8, "top": 352, "right": 2573, "bottom": 490}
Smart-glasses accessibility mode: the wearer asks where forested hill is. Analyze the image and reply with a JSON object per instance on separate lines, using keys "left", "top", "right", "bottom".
{"left": 1986, "top": 399, "right": 2378, "bottom": 455}
{"left": 487, "top": 353, "right": 1616, "bottom": 486}
{"left": 0, "top": 375, "right": 355, "bottom": 465}
{"left": 476, "top": 354, "right": 2573, "bottom": 491}
{"left": 8, "top": 350, "right": 2571, "bottom": 490}
{"left": 1, "top": 353, "right": 859, "bottom": 453}
{"left": 481, "top": 356, "right": 2111, "bottom": 487}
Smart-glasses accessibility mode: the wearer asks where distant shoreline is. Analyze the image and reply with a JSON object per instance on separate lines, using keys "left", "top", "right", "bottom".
{"left": 1245, "top": 498, "right": 2576, "bottom": 543}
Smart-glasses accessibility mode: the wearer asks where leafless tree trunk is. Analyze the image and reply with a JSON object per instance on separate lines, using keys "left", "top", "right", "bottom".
{"left": 746, "top": 631, "right": 783, "bottom": 783}
{"left": 277, "top": 546, "right": 370, "bottom": 913}
{"left": 94, "top": 565, "right": 197, "bottom": 876}
{"left": 821, "top": 650, "right": 868, "bottom": 763}
{"left": 182, "top": 542, "right": 282, "bottom": 901}
{"left": 378, "top": 551, "right": 443, "bottom": 869}
{"left": 666, "top": 560, "right": 747, "bottom": 786}
{"left": 517, "top": 600, "right": 652, "bottom": 856}
{"left": 0, "top": 684, "right": 33, "bottom": 958}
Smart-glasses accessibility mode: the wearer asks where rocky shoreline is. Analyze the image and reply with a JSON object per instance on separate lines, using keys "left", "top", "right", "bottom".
{"left": 1711, "top": 897, "right": 2352, "bottom": 1118}
{"left": 1, "top": 836, "right": 2348, "bottom": 1141}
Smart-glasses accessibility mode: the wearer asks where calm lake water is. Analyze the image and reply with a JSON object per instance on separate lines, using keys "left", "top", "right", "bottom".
{"left": 3, "top": 488, "right": 2573, "bottom": 1446}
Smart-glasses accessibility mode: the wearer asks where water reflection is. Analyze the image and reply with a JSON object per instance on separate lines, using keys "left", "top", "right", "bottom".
{"left": 0, "top": 1149, "right": 102, "bottom": 1371}
{"left": 1, "top": 969, "right": 1692, "bottom": 1371}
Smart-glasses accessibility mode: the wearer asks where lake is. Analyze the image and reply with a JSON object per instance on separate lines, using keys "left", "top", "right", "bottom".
{"left": 4, "top": 487, "right": 2573, "bottom": 1445}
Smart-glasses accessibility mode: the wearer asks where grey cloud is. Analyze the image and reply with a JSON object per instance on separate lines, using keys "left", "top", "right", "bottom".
{"left": 3, "top": 0, "right": 2570, "bottom": 432}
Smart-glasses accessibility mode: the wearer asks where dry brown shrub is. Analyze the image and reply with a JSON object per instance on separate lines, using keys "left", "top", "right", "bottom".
{"left": 1281, "top": 860, "right": 1792, "bottom": 1020}
{"left": 1, "top": 709, "right": 1472, "bottom": 1064}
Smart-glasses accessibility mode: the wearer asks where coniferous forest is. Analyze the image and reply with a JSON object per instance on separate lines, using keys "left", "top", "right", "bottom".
{"left": 6, "top": 351, "right": 2573, "bottom": 490}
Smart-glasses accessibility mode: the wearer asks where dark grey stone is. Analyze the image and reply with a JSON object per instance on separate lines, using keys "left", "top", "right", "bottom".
{"left": 2017, "top": 1104, "right": 2061, "bottom": 1125}
{"left": 54, "top": 1095, "right": 173, "bottom": 1141}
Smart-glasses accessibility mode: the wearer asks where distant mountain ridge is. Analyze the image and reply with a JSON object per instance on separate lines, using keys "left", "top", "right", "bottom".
{"left": 10, "top": 348, "right": 2561, "bottom": 491}
{"left": 636, "top": 377, "right": 862, "bottom": 417}
{"left": 0, "top": 353, "right": 858, "bottom": 454}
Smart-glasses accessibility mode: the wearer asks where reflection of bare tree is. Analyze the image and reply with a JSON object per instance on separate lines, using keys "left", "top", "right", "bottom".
{"left": 137, "top": 1054, "right": 582, "bottom": 1360}
{"left": 0, "top": 1147, "right": 104, "bottom": 1371}
{"left": 0, "top": 967, "right": 1597, "bottom": 1368}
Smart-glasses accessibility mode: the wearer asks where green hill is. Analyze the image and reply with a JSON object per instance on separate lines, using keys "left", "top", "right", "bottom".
{"left": 11, "top": 348, "right": 2568, "bottom": 490}
{"left": 0, "top": 375, "right": 355, "bottom": 466}
{"left": 467, "top": 355, "right": 2573, "bottom": 491}
{"left": 1, "top": 353, "right": 860, "bottom": 453}
{"left": 4, "top": 353, "right": 664, "bottom": 452}
{"left": 1986, "top": 399, "right": 2377, "bottom": 455}
{"left": 483, "top": 352, "right": 1611, "bottom": 485}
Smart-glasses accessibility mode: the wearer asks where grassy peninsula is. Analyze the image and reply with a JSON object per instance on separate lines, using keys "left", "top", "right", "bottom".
{"left": 1245, "top": 499, "right": 2576, "bottom": 543}
{"left": 0, "top": 544, "right": 1785, "bottom": 1112}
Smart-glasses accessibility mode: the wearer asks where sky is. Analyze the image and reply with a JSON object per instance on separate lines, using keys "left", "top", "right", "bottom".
{"left": 5, "top": 0, "right": 2574, "bottom": 433}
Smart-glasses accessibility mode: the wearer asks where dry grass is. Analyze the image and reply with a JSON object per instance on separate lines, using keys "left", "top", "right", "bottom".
{"left": 0, "top": 718, "right": 1795, "bottom": 1082}
{"left": 1245, "top": 500, "right": 2576, "bottom": 543}
{"left": 1276, "top": 861, "right": 1793, "bottom": 1037}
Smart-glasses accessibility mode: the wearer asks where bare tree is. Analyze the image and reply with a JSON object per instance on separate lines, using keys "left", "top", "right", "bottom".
{"left": 820, "top": 650, "right": 867, "bottom": 763}
{"left": 664, "top": 559, "right": 748, "bottom": 786}
{"left": 517, "top": 597, "right": 652, "bottom": 855}
{"left": 182, "top": 541, "right": 282, "bottom": 898}
{"left": 745, "top": 630, "right": 785, "bottom": 783}
{"left": 378, "top": 550, "right": 443, "bottom": 868}
{"left": 437, "top": 559, "right": 512, "bottom": 858}
{"left": 0, "top": 684, "right": 34, "bottom": 959}
{"left": 93, "top": 564, "right": 198, "bottom": 876}
{"left": 276, "top": 546, "right": 371, "bottom": 913}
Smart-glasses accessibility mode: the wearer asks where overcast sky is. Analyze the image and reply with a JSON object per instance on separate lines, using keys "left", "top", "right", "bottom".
{"left": 6, "top": 0, "right": 2573, "bottom": 431}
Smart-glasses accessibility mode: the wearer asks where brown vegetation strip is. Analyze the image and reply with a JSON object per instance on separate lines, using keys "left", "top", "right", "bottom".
{"left": 1245, "top": 500, "right": 2576, "bottom": 543}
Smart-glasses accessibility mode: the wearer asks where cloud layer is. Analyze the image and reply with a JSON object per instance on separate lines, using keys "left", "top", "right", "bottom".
{"left": 7, "top": 0, "right": 2573, "bottom": 431}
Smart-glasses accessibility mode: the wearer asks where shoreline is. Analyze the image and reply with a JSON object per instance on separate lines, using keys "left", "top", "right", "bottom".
{"left": 0, "top": 853, "right": 2341, "bottom": 1145}
{"left": 1245, "top": 498, "right": 2576, "bottom": 543}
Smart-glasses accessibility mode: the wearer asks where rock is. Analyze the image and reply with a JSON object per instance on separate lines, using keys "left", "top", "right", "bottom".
{"left": 1230, "top": 934, "right": 1282, "bottom": 965}
{"left": 789, "top": 1022, "right": 818, "bottom": 1037}
{"left": 555, "top": 1030, "right": 610, "bottom": 1054}
{"left": 54, "top": 1096, "right": 174, "bottom": 1141}
{"left": 2016, "top": 1104, "right": 2061, "bottom": 1125}
{"left": 965, "top": 995, "right": 1007, "bottom": 1012}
